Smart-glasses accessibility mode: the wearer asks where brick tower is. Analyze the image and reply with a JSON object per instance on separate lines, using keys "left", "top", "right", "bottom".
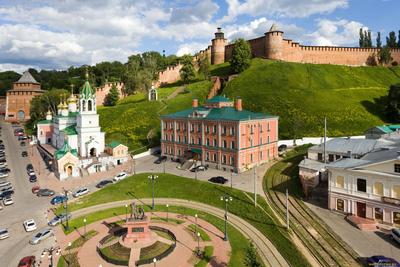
{"left": 211, "top": 27, "right": 227, "bottom": 65}
{"left": 265, "top": 24, "right": 284, "bottom": 60}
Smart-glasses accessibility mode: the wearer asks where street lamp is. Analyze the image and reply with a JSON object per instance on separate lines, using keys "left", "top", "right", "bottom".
{"left": 194, "top": 214, "right": 198, "bottom": 234}
{"left": 83, "top": 218, "right": 87, "bottom": 237}
{"left": 41, "top": 246, "right": 61, "bottom": 267}
{"left": 220, "top": 196, "right": 233, "bottom": 241}
{"left": 196, "top": 232, "right": 201, "bottom": 256}
{"left": 125, "top": 204, "right": 128, "bottom": 222}
{"left": 153, "top": 258, "right": 157, "bottom": 267}
{"left": 148, "top": 174, "right": 158, "bottom": 209}
{"left": 62, "top": 188, "right": 69, "bottom": 230}
{"left": 166, "top": 204, "right": 169, "bottom": 222}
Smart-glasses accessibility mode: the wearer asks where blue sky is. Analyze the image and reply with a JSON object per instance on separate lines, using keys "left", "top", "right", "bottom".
{"left": 0, "top": 0, "right": 398, "bottom": 72}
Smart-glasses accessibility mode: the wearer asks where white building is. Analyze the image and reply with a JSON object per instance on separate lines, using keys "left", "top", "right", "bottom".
{"left": 36, "top": 74, "right": 128, "bottom": 180}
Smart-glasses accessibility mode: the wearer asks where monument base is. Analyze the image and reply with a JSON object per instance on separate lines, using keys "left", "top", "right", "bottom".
{"left": 122, "top": 216, "right": 151, "bottom": 246}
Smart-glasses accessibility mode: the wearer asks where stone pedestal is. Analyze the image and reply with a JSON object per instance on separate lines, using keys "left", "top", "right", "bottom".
{"left": 122, "top": 216, "right": 151, "bottom": 245}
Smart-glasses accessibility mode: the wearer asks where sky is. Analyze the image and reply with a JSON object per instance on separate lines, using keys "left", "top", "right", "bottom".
{"left": 0, "top": 0, "right": 398, "bottom": 73}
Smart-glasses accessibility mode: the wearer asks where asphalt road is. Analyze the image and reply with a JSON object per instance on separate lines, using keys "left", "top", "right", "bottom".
{"left": 0, "top": 120, "right": 55, "bottom": 267}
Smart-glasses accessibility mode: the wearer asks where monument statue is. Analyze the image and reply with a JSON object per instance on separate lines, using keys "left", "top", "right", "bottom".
{"left": 129, "top": 202, "right": 145, "bottom": 220}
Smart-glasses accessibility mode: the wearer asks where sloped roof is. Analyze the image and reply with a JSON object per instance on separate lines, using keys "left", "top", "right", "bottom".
{"left": 328, "top": 158, "right": 371, "bottom": 169}
{"left": 108, "top": 140, "right": 122, "bottom": 148}
{"left": 37, "top": 120, "right": 52, "bottom": 125}
{"left": 269, "top": 23, "right": 282, "bottom": 32}
{"left": 206, "top": 95, "right": 231, "bottom": 103}
{"left": 55, "top": 141, "right": 78, "bottom": 160}
{"left": 15, "top": 71, "right": 39, "bottom": 84}
{"left": 61, "top": 125, "right": 77, "bottom": 135}
{"left": 375, "top": 125, "right": 400, "bottom": 134}
{"left": 80, "top": 80, "right": 94, "bottom": 99}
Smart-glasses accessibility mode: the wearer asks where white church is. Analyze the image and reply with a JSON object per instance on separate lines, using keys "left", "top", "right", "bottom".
{"left": 36, "top": 74, "right": 129, "bottom": 180}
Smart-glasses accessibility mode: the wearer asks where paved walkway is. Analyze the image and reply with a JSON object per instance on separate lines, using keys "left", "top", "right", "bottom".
{"left": 56, "top": 198, "right": 289, "bottom": 267}
{"left": 39, "top": 212, "right": 230, "bottom": 267}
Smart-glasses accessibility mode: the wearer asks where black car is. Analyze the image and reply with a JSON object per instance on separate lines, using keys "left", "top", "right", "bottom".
{"left": 36, "top": 189, "right": 55, "bottom": 197}
{"left": 154, "top": 156, "right": 167, "bottom": 164}
{"left": 96, "top": 179, "right": 113, "bottom": 188}
{"left": 20, "top": 141, "right": 26, "bottom": 146}
{"left": 0, "top": 159, "right": 6, "bottom": 163}
{"left": 21, "top": 151, "right": 28, "bottom": 157}
{"left": 27, "top": 164, "right": 34, "bottom": 171}
{"left": 0, "top": 168, "right": 10, "bottom": 173}
{"left": 278, "top": 144, "right": 287, "bottom": 152}
{"left": 29, "top": 175, "right": 37, "bottom": 183}
{"left": 208, "top": 176, "right": 228, "bottom": 184}
{"left": 0, "top": 190, "right": 14, "bottom": 200}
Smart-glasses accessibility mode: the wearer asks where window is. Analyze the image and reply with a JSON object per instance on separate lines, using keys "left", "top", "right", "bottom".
{"left": 267, "top": 136, "right": 270, "bottom": 143}
{"left": 178, "top": 149, "right": 181, "bottom": 156}
{"left": 213, "top": 154, "right": 217, "bottom": 162}
{"left": 335, "top": 155, "right": 341, "bottom": 160}
{"left": 206, "top": 138, "right": 210, "bottom": 146}
{"left": 223, "top": 126, "right": 227, "bottom": 135}
{"left": 178, "top": 136, "right": 181, "bottom": 142}
{"left": 231, "top": 127, "right": 235, "bottom": 135}
{"left": 260, "top": 151, "right": 263, "bottom": 160}
{"left": 375, "top": 208, "right": 383, "bottom": 221}
{"left": 206, "top": 153, "right": 210, "bottom": 161}
{"left": 213, "top": 125, "right": 217, "bottom": 133}
{"left": 260, "top": 125, "right": 263, "bottom": 132}
{"left": 259, "top": 137, "right": 262, "bottom": 145}
{"left": 394, "top": 212, "right": 400, "bottom": 225}
{"left": 336, "top": 199, "right": 344, "bottom": 212}
{"left": 357, "top": 178, "right": 367, "bottom": 193}
{"left": 223, "top": 140, "right": 227, "bottom": 148}
{"left": 336, "top": 176, "right": 344, "bottom": 188}
{"left": 198, "top": 138, "right": 201, "bottom": 145}
{"left": 267, "top": 123, "right": 270, "bottom": 131}
{"left": 191, "top": 138, "right": 194, "bottom": 144}
{"left": 328, "top": 154, "right": 334, "bottom": 162}
{"left": 250, "top": 154, "right": 253, "bottom": 163}
{"left": 40, "top": 131, "right": 43, "bottom": 136}
{"left": 317, "top": 153, "right": 323, "bottom": 161}
{"left": 250, "top": 138, "right": 253, "bottom": 147}
{"left": 191, "top": 124, "right": 194, "bottom": 132}
{"left": 223, "top": 155, "right": 227, "bottom": 164}
{"left": 184, "top": 136, "right": 187, "bottom": 143}
{"left": 231, "top": 141, "right": 235, "bottom": 149}
{"left": 230, "top": 156, "right": 234, "bottom": 165}
{"left": 395, "top": 164, "right": 400, "bottom": 173}
{"left": 373, "top": 182, "right": 383, "bottom": 196}
{"left": 250, "top": 125, "right": 254, "bottom": 134}
{"left": 206, "top": 126, "right": 209, "bottom": 133}
{"left": 393, "top": 185, "right": 400, "bottom": 199}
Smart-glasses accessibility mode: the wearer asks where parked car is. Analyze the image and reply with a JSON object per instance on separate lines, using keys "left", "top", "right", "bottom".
{"left": 48, "top": 213, "right": 72, "bottom": 226}
{"left": 20, "top": 141, "right": 26, "bottom": 147}
{"left": 0, "top": 190, "right": 14, "bottom": 200}
{"left": 26, "top": 164, "right": 34, "bottom": 172}
{"left": 50, "top": 195, "right": 68, "bottom": 205}
{"left": 29, "top": 175, "right": 37, "bottom": 183}
{"left": 21, "top": 151, "right": 28, "bottom": 157}
{"left": 3, "top": 195, "right": 13, "bottom": 206}
{"left": 73, "top": 187, "right": 89, "bottom": 198}
{"left": 367, "top": 256, "right": 400, "bottom": 267}
{"left": 190, "top": 165, "right": 208, "bottom": 172}
{"left": 96, "top": 179, "right": 113, "bottom": 188}
{"left": 31, "top": 186, "right": 40, "bottom": 194}
{"left": 0, "top": 172, "right": 8, "bottom": 179}
{"left": 0, "top": 168, "right": 10, "bottom": 173}
{"left": 27, "top": 169, "right": 35, "bottom": 176}
{"left": 29, "top": 228, "right": 53, "bottom": 245}
{"left": 0, "top": 228, "right": 10, "bottom": 240}
{"left": 0, "top": 181, "right": 11, "bottom": 189}
{"left": 391, "top": 228, "right": 400, "bottom": 245}
{"left": 37, "top": 188, "right": 55, "bottom": 197}
{"left": 278, "top": 144, "right": 288, "bottom": 152}
{"left": 18, "top": 256, "right": 36, "bottom": 267}
{"left": 23, "top": 219, "right": 37, "bottom": 232}
{"left": 113, "top": 172, "right": 128, "bottom": 182}
{"left": 154, "top": 156, "right": 167, "bottom": 164}
{"left": 18, "top": 136, "right": 28, "bottom": 141}
{"left": 208, "top": 176, "right": 228, "bottom": 184}
{"left": 0, "top": 162, "right": 7, "bottom": 168}
{"left": 0, "top": 185, "right": 13, "bottom": 192}
{"left": 171, "top": 158, "right": 181, "bottom": 163}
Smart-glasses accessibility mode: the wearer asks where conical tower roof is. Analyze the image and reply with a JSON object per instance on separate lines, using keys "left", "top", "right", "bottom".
{"left": 15, "top": 70, "right": 39, "bottom": 84}
{"left": 269, "top": 23, "right": 282, "bottom": 32}
{"left": 80, "top": 70, "right": 95, "bottom": 99}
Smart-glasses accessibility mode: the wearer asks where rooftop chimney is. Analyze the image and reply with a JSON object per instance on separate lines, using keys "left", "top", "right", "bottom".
{"left": 192, "top": 98, "right": 198, "bottom": 108}
{"left": 235, "top": 98, "right": 242, "bottom": 111}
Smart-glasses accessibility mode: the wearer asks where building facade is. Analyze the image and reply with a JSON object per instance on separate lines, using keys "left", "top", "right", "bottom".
{"left": 196, "top": 25, "right": 400, "bottom": 66}
{"left": 328, "top": 148, "right": 400, "bottom": 226}
{"left": 5, "top": 70, "right": 44, "bottom": 122}
{"left": 160, "top": 96, "right": 278, "bottom": 173}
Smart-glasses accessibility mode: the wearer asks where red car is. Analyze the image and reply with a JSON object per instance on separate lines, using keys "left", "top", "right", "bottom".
{"left": 18, "top": 256, "right": 36, "bottom": 267}
{"left": 31, "top": 186, "right": 40, "bottom": 194}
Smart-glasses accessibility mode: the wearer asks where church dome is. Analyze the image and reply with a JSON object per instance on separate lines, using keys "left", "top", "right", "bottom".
{"left": 68, "top": 93, "right": 77, "bottom": 103}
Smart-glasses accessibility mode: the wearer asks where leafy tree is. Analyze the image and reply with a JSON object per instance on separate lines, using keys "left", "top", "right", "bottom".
{"left": 103, "top": 84, "right": 120, "bottom": 106}
{"left": 197, "top": 55, "right": 210, "bottom": 80}
{"left": 179, "top": 55, "right": 196, "bottom": 84}
{"left": 386, "top": 31, "right": 397, "bottom": 48}
{"left": 230, "top": 38, "right": 251, "bottom": 73}
{"left": 385, "top": 84, "right": 400, "bottom": 122}
{"left": 378, "top": 46, "right": 393, "bottom": 65}
{"left": 367, "top": 31, "right": 372, "bottom": 47}
{"left": 359, "top": 28, "right": 365, "bottom": 47}
{"left": 376, "top": 32, "right": 382, "bottom": 48}
{"left": 244, "top": 242, "right": 262, "bottom": 267}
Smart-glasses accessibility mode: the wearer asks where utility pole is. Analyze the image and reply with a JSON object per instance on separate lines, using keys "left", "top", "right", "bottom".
{"left": 324, "top": 117, "right": 327, "bottom": 164}
{"left": 286, "top": 188, "right": 289, "bottom": 230}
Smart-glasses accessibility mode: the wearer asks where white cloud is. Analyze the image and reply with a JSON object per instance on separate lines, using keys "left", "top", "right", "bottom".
{"left": 220, "top": 0, "right": 348, "bottom": 22}
{"left": 176, "top": 42, "right": 210, "bottom": 56}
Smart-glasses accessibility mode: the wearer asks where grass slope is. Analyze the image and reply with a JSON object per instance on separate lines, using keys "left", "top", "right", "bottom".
{"left": 222, "top": 58, "right": 400, "bottom": 138}
{"left": 98, "top": 80, "right": 211, "bottom": 152}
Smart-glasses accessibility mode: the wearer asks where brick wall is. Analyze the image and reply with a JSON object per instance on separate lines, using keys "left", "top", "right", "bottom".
{"left": 95, "top": 82, "right": 125, "bottom": 105}
{"left": 153, "top": 64, "right": 183, "bottom": 87}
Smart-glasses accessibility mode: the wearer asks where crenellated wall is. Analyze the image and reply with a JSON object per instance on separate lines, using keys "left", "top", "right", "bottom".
{"left": 95, "top": 82, "right": 125, "bottom": 105}
{"left": 153, "top": 64, "right": 183, "bottom": 87}
{"left": 201, "top": 27, "right": 400, "bottom": 66}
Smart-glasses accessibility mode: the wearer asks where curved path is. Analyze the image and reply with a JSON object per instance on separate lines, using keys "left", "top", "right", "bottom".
{"left": 69, "top": 198, "right": 289, "bottom": 267}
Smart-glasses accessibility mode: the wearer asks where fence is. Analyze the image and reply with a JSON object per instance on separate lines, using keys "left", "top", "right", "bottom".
{"left": 277, "top": 135, "right": 365, "bottom": 147}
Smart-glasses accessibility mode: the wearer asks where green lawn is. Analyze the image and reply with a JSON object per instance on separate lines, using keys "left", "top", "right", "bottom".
{"left": 98, "top": 80, "right": 211, "bottom": 152}
{"left": 70, "top": 230, "right": 98, "bottom": 249}
{"left": 195, "top": 246, "right": 214, "bottom": 267}
{"left": 139, "top": 241, "right": 172, "bottom": 261}
{"left": 57, "top": 252, "right": 80, "bottom": 267}
{"left": 188, "top": 224, "right": 211, "bottom": 241}
{"left": 62, "top": 173, "right": 309, "bottom": 267}
{"left": 151, "top": 217, "right": 185, "bottom": 224}
{"left": 99, "top": 242, "right": 130, "bottom": 265}
{"left": 222, "top": 58, "right": 400, "bottom": 138}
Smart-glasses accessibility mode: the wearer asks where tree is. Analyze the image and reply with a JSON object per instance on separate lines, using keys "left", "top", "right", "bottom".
{"left": 378, "top": 46, "right": 393, "bottom": 65}
{"left": 179, "top": 55, "right": 196, "bottom": 84}
{"left": 386, "top": 31, "right": 397, "bottom": 48}
{"left": 385, "top": 84, "right": 400, "bottom": 122}
{"left": 367, "top": 31, "right": 372, "bottom": 47}
{"left": 230, "top": 38, "right": 251, "bottom": 73}
{"left": 398, "top": 30, "right": 400, "bottom": 48}
{"left": 244, "top": 242, "right": 262, "bottom": 267}
{"left": 103, "top": 84, "right": 120, "bottom": 106}
{"left": 359, "top": 28, "right": 365, "bottom": 47}
{"left": 376, "top": 32, "right": 382, "bottom": 48}
{"left": 197, "top": 55, "right": 210, "bottom": 80}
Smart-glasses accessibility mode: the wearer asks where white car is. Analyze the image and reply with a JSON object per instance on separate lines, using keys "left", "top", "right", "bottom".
{"left": 113, "top": 172, "right": 128, "bottom": 182}
{"left": 391, "top": 228, "right": 400, "bottom": 244}
{"left": 72, "top": 187, "right": 89, "bottom": 198}
{"left": 27, "top": 170, "right": 35, "bottom": 176}
{"left": 0, "top": 228, "right": 9, "bottom": 240}
{"left": 3, "top": 196, "right": 13, "bottom": 206}
{"left": 0, "top": 173, "right": 8, "bottom": 179}
{"left": 23, "top": 219, "right": 37, "bottom": 232}
{"left": 29, "top": 228, "right": 53, "bottom": 245}
{"left": 0, "top": 162, "right": 7, "bottom": 168}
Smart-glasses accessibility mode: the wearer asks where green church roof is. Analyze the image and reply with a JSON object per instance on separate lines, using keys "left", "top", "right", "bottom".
{"left": 376, "top": 125, "right": 400, "bottom": 134}
{"left": 108, "top": 140, "right": 122, "bottom": 148}
{"left": 61, "top": 125, "right": 77, "bottom": 135}
{"left": 37, "top": 120, "right": 52, "bottom": 124}
{"left": 55, "top": 141, "right": 78, "bottom": 160}
{"left": 80, "top": 80, "right": 94, "bottom": 99}
{"left": 205, "top": 95, "right": 231, "bottom": 103}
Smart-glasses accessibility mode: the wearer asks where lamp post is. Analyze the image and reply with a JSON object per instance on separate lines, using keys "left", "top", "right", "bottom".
{"left": 166, "top": 204, "right": 169, "bottom": 222}
{"left": 253, "top": 166, "right": 257, "bottom": 206}
{"left": 230, "top": 171, "right": 233, "bottom": 188}
{"left": 196, "top": 232, "right": 201, "bottom": 256}
{"left": 62, "top": 188, "right": 69, "bottom": 230}
{"left": 220, "top": 196, "right": 233, "bottom": 241}
{"left": 41, "top": 246, "right": 61, "bottom": 267}
{"left": 83, "top": 218, "right": 87, "bottom": 237}
{"left": 153, "top": 258, "right": 157, "bottom": 267}
{"left": 148, "top": 174, "right": 158, "bottom": 209}
{"left": 125, "top": 204, "right": 128, "bottom": 222}
{"left": 163, "top": 160, "right": 166, "bottom": 174}
{"left": 194, "top": 214, "right": 198, "bottom": 234}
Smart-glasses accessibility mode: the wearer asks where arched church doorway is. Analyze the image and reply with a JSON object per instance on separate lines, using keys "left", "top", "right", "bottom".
{"left": 17, "top": 110, "right": 25, "bottom": 121}
{"left": 65, "top": 165, "right": 73, "bottom": 176}
{"left": 90, "top": 147, "right": 97, "bottom": 157}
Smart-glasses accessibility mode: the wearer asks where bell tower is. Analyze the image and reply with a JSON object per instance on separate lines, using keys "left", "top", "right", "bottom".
{"left": 211, "top": 27, "right": 227, "bottom": 65}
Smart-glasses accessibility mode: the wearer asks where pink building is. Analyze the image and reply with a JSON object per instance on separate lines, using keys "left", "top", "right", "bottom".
{"left": 160, "top": 96, "right": 279, "bottom": 173}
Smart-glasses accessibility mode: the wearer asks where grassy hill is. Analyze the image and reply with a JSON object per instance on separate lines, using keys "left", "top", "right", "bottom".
{"left": 222, "top": 58, "right": 400, "bottom": 138}
{"left": 98, "top": 80, "right": 211, "bottom": 153}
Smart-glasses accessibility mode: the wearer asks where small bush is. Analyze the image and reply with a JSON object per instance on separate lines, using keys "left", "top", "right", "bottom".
{"left": 392, "top": 61, "right": 399, "bottom": 66}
